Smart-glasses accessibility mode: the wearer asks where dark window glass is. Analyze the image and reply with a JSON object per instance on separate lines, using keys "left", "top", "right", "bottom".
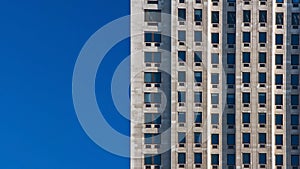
{"left": 243, "top": 52, "right": 250, "bottom": 63}
{"left": 276, "top": 34, "right": 283, "bottom": 45}
{"left": 292, "top": 155, "right": 299, "bottom": 166}
{"left": 227, "top": 94, "right": 235, "bottom": 104}
{"left": 178, "top": 112, "right": 186, "bottom": 123}
{"left": 259, "top": 113, "right": 266, "bottom": 124}
{"left": 292, "top": 54, "right": 299, "bottom": 65}
{"left": 194, "top": 92, "right": 202, "bottom": 103}
{"left": 227, "top": 154, "right": 235, "bottom": 165}
{"left": 194, "top": 153, "right": 202, "bottom": 164}
{"left": 243, "top": 32, "right": 251, "bottom": 43}
{"left": 243, "top": 133, "right": 250, "bottom": 143}
{"left": 243, "top": 113, "right": 250, "bottom": 123}
{"left": 291, "top": 74, "right": 299, "bottom": 85}
{"left": 211, "top": 73, "right": 219, "bottom": 84}
{"left": 259, "top": 73, "right": 266, "bottom": 83}
{"left": 211, "top": 134, "right": 219, "bottom": 145}
{"left": 194, "top": 9, "right": 202, "bottom": 22}
{"left": 259, "top": 32, "right": 267, "bottom": 43}
{"left": 178, "top": 153, "right": 186, "bottom": 164}
{"left": 243, "top": 153, "right": 250, "bottom": 164}
{"left": 227, "top": 53, "right": 235, "bottom": 64}
{"left": 275, "top": 135, "right": 283, "bottom": 145}
{"left": 227, "top": 114, "right": 235, "bottom": 125}
{"left": 292, "top": 34, "right": 299, "bottom": 45}
{"left": 259, "top": 153, "right": 267, "bottom": 164}
{"left": 276, "top": 155, "right": 283, "bottom": 165}
{"left": 178, "top": 51, "right": 186, "bottom": 62}
{"left": 145, "top": 52, "right": 161, "bottom": 63}
{"left": 275, "top": 54, "right": 283, "bottom": 65}
{"left": 178, "top": 31, "right": 186, "bottom": 41}
{"left": 275, "top": 74, "right": 283, "bottom": 85}
{"left": 194, "top": 112, "right": 202, "bottom": 123}
{"left": 212, "top": 33, "right": 219, "bottom": 43}
{"left": 243, "top": 72, "right": 250, "bottom": 83}
{"left": 259, "top": 133, "right": 266, "bottom": 144}
{"left": 178, "top": 9, "right": 186, "bottom": 21}
{"left": 145, "top": 32, "right": 161, "bottom": 42}
{"left": 194, "top": 132, "right": 202, "bottom": 143}
{"left": 227, "top": 74, "right": 235, "bottom": 84}
{"left": 259, "top": 11, "right": 267, "bottom": 23}
{"left": 276, "top": 13, "right": 284, "bottom": 25}
{"left": 292, "top": 13, "right": 300, "bottom": 25}
{"left": 275, "top": 94, "right": 283, "bottom": 105}
{"left": 144, "top": 93, "right": 161, "bottom": 103}
{"left": 228, "top": 12, "right": 236, "bottom": 24}
{"left": 277, "top": 0, "right": 284, "bottom": 2}
{"left": 144, "top": 72, "right": 161, "bottom": 83}
{"left": 211, "top": 154, "right": 219, "bottom": 165}
{"left": 178, "top": 91, "right": 186, "bottom": 102}
{"left": 178, "top": 132, "right": 186, "bottom": 143}
{"left": 144, "top": 134, "right": 161, "bottom": 144}
{"left": 259, "top": 93, "right": 266, "bottom": 104}
{"left": 259, "top": 52, "right": 266, "bottom": 63}
{"left": 212, "top": 11, "right": 219, "bottom": 23}
{"left": 275, "top": 114, "right": 283, "bottom": 125}
{"left": 194, "top": 51, "right": 202, "bottom": 62}
{"left": 291, "top": 135, "right": 299, "bottom": 146}
{"left": 194, "top": 71, "right": 202, "bottom": 82}
{"left": 243, "top": 10, "right": 251, "bottom": 22}
{"left": 227, "top": 33, "right": 236, "bottom": 44}
{"left": 144, "top": 154, "right": 161, "bottom": 165}
{"left": 144, "top": 113, "right": 161, "bottom": 124}
{"left": 227, "top": 134, "right": 235, "bottom": 145}
{"left": 291, "top": 115, "right": 299, "bottom": 125}
{"left": 291, "top": 95, "right": 299, "bottom": 105}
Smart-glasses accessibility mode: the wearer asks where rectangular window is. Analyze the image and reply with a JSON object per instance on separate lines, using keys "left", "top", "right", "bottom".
{"left": 243, "top": 112, "right": 250, "bottom": 123}
{"left": 293, "top": 0, "right": 300, "bottom": 3}
{"left": 291, "top": 74, "right": 299, "bottom": 85}
{"left": 259, "top": 11, "right": 267, "bottom": 23}
{"left": 276, "top": 155, "right": 283, "bottom": 165}
{"left": 227, "top": 114, "right": 235, "bottom": 125}
{"left": 292, "top": 54, "right": 299, "bottom": 65}
{"left": 259, "top": 93, "right": 266, "bottom": 104}
{"left": 227, "top": 33, "right": 236, "bottom": 44}
{"left": 292, "top": 34, "right": 299, "bottom": 45}
{"left": 227, "top": 94, "right": 235, "bottom": 104}
{"left": 178, "top": 132, "right": 186, "bottom": 143}
{"left": 212, "top": 11, "right": 219, "bottom": 23}
{"left": 227, "top": 134, "right": 235, "bottom": 145}
{"left": 292, "top": 155, "right": 299, "bottom": 166}
{"left": 227, "top": 74, "right": 235, "bottom": 84}
{"left": 194, "top": 92, "right": 202, "bottom": 103}
{"left": 243, "top": 10, "right": 251, "bottom": 22}
{"left": 194, "top": 132, "right": 202, "bottom": 143}
{"left": 211, "top": 134, "right": 219, "bottom": 145}
{"left": 243, "top": 133, "right": 250, "bottom": 144}
{"left": 211, "top": 94, "right": 219, "bottom": 104}
{"left": 259, "top": 73, "right": 266, "bottom": 83}
{"left": 144, "top": 113, "right": 161, "bottom": 124}
{"left": 178, "top": 51, "right": 186, "bottom": 62}
{"left": 243, "top": 52, "right": 250, "bottom": 63}
{"left": 194, "top": 9, "right": 202, "bottom": 22}
{"left": 194, "top": 71, "right": 202, "bottom": 82}
{"left": 178, "top": 8, "right": 186, "bottom": 21}
{"left": 276, "top": 13, "right": 284, "bottom": 25}
{"left": 259, "top": 52, "right": 266, "bottom": 63}
{"left": 145, "top": 52, "right": 161, "bottom": 63}
{"left": 275, "top": 94, "right": 283, "bottom": 105}
{"left": 277, "top": 0, "right": 284, "bottom": 2}
{"left": 259, "top": 133, "right": 266, "bottom": 144}
{"left": 291, "top": 135, "right": 299, "bottom": 146}
{"left": 243, "top": 32, "right": 251, "bottom": 43}
{"left": 194, "top": 112, "right": 202, "bottom": 123}
{"left": 144, "top": 9, "right": 161, "bottom": 22}
{"left": 259, "top": 32, "right": 267, "bottom": 43}
{"left": 276, "top": 34, "right": 283, "bottom": 45}
{"left": 227, "top": 53, "right": 235, "bottom": 64}
{"left": 178, "top": 153, "right": 186, "bottom": 164}
{"left": 275, "top": 134, "right": 283, "bottom": 145}
{"left": 144, "top": 133, "right": 161, "bottom": 144}
{"left": 259, "top": 113, "right": 266, "bottom": 124}
{"left": 194, "top": 153, "right": 202, "bottom": 164}
{"left": 243, "top": 93, "right": 250, "bottom": 103}
{"left": 211, "top": 154, "right": 219, "bottom": 165}
{"left": 211, "top": 53, "right": 219, "bottom": 64}
{"left": 145, "top": 32, "right": 161, "bottom": 42}
{"left": 144, "top": 154, "right": 161, "bottom": 165}
{"left": 243, "top": 72, "right": 250, "bottom": 83}
{"left": 211, "top": 73, "right": 219, "bottom": 84}
{"left": 194, "top": 31, "right": 202, "bottom": 42}
{"left": 194, "top": 51, "right": 202, "bottom": 63}
{"left": 291, "top": 95, "right": 299, "bottom": 105}
{"left": 227, "top": 12, "right": 236, "bottom": 24}
{"left": 275, "top": 114, "right": 283, "bottom": 125}
{"left": 275, "top": 54, "right": 283, "bottom": 65}
{"left": 178, "top": 71, "right": 186, "bottom": 82}
{"left": 178, "top": 112, "right": 186, "bottom": 123}
{"left": 144, "top": 93, "right": 161, "bottom": 103}
{"left": 144, "top": 72, "right": 161, "bottom": 83}
{"left": 292, "top": 13, "right": 300, "bottom": 25}
{"left": 178, "top": 91, "right": 186, "bottom": 102}
{"left": 178, "top": 31, "right": 186, "bottom": 42}
{"left": 275, "top": 74, "right": 283, "bottom": 85}
{"left": 259, "top": 153, "right": 267, "bottom": 164}
{"left": 211, "top": 114, "right": 219, "bottom": 124}
{"left": 291, "top": 115, "right": 299, "bottom": 125}
{"left": 211, "top": 33, "right": 219, "bottom": 44}
{"left": 243, "top": 153, "right": 251, "bottom": 164}
{"left": 227, "top": 154, "right": 235, "bottom": 165}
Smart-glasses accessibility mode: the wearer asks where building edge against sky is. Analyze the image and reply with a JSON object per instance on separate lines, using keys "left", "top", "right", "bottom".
{"left": 131, "top": 0, "right": 300, "bottom": 168}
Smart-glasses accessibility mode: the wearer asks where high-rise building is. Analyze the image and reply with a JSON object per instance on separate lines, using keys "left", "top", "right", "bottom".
{"left": 131, "top": 0, "right": 300, "bottom": 168}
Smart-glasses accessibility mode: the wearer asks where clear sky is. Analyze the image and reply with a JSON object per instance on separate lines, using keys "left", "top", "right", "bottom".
{"left": 0, "top": 0, "right": 130, "bottom": 168}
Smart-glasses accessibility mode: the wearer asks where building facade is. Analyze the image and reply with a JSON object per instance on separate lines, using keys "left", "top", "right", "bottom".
{"left": 131, "top": 0, "right": 300, "bottom": 168}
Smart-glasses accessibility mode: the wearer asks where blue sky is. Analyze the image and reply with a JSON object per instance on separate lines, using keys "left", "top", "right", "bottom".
{"left": 0, "top": 0, "right": 130, "bottom": 168}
